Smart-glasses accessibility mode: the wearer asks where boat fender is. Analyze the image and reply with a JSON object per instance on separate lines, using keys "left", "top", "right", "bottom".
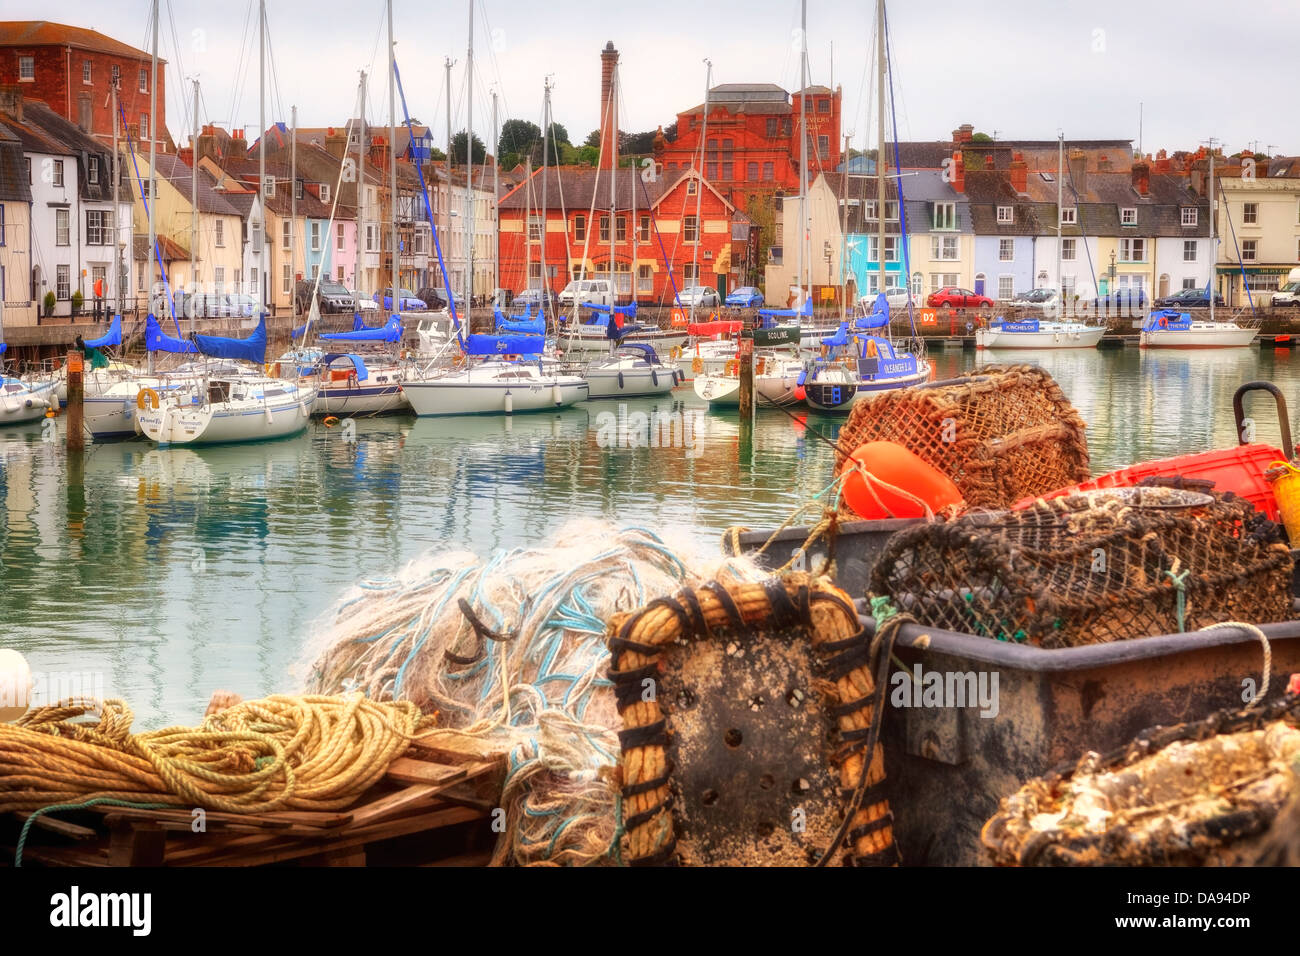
{"left": 725, "top": 359, "right": 739, "bottom": 376}
{"left": 552, "top": 383, "right": 563, "bottom": 406}
{"left": 865, "top": 339, "right": 878, "bottom": 359}
{"left": 24, "top": 399, "right": 33, "bottom": 409}
{"left": 136, "top": 387, "right": 161, "bottom": 410}
{"left": 618, "top": 371, "right": 625, "bottom": 389}
{"left": 0, "top": 649, "right": 32, "bottom": 722}
{"left": 651, "top": 368, "right": 659, "bottom": 387}
{"left": 692, "top": 356, "right": 703, "bottom": 374}
{"left": 504, "top": 390, "right": 513, "bottom": 414}
{"left": 841, "top": 441, "right": 964, "bottom": 520}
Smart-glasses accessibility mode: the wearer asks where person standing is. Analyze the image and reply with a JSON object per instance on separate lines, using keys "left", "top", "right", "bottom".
{"left": 93, "top": 275, "right": 105, "bottom": 321}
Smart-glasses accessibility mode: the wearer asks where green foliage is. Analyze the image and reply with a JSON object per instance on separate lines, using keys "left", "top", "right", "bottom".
{"left": 583, "top": 129, "right": 601, "bottom": 149}
{"left": 970, "top": 132, "right": 994, "bottom": 143}
{"left": 451, "top": 131, "right": 487, "bottom": 165}
{"left": 43, "top": 291, "right": 55, "bottom": 315}
{"left": 70, "top": 290, "right": 84, "bottom": 313}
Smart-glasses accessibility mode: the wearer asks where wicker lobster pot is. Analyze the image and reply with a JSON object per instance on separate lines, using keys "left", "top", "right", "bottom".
{"left": 869, "top": 488, "right": 1295, "bottom": 648}
{"left": 834, "top": 364, "right": 1090, "bottom": 513}
{"left": 981, "top": 695, "right": 1300, "bottom": 866}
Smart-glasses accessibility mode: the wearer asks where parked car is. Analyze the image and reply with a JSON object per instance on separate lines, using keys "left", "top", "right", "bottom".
{"left": 927, "top": 287, "right": 994, "bottom": 308}
{"left": 414, "top": 287, "right": 450, "bottom": 310}
{"left": 346, "top": 289, "right": 379, "bottom": 312}
{"left": 171, "top": 290, "right": 261, "bottom": 319}
{"left": 375, "top": 287, "right": 428, "bottom": 311}
{"left": 1009, "top": 288, "right": 1061, "bottom": 317}
{"left": 295, "top": 280, "right": 356, "bottom": 316}
{"left": 559, "top": 278, "right": 615, "bottom": 308}
{"left": 677, "top": 285, "right": 721, "bottom": 308}
{"left": 224, "top": 293, "right": 260, "bottom": 318}
{"left": 1155, "top": 287, "right": 1226, "bottom": 309}
{"left": 1088, "top": 288, "right": 1147, "bottom": 313}
{"left": 861, "top": 286, "right": 921, "bottom": 310}
{"left": 1272, "top": 270, "right": 1300, "bottom": 307}
{"left": 513, "top": 287, "right": 562, "bottom": 316}
{"left": 725, "top": 286, "right": 764, "bottom": 308}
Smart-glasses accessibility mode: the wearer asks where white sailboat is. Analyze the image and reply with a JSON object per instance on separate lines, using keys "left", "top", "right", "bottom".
{"left": 0, "top": 374, "right": 57, "bottom": 425}
{"left": 135, "top": 372, "right": 315, "bottom": 445}
{"left": 580, "top": 343, "right": 681, "bottom": 399}
{"left": 976, "top": 318, "right": 1105, "bottom": 349}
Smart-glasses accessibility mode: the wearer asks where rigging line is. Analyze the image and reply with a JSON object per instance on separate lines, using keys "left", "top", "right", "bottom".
{"left": 1062, "top": 152, "right": 1100, "bottom": 298}
{"left": 163, "top": 0, "right": 192, "bottom": 140}
{"left": 884, "top": 4, "right": 920, "bottom": 345}
{"left": 226, "top": 0, "right": 255, "bottom": 137}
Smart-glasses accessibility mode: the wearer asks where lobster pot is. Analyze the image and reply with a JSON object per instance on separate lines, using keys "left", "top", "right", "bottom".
{"left": 981, "top": 696, "right": 1300, "bottom": 866}
{"left": 869, "top": 488, "right": 1294, "bottom": 648}
{"left": 834, "top": 364, "right": 1089, "bottom": 511}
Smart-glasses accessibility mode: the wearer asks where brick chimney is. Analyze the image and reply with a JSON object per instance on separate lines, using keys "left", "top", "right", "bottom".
{"left": 951, "top": 149, "right": 965, "bottom": 193}
{"left": 1154, "top": 148, "right": 1170, "bottom": 174}
{"left": 1068, "top": 148, "right": 1087, "bottom": 195}
{"left": 369, "top": 134, "right": 389, "bottom": 170}
{"left": 598, "top": 41, "right": 619, "bottom": 171}
{"left": 325, "top": 125, "right": 349, "bottom": 161}
{"left": 1254, "top": 154, "right": 1271, "bottom": 178}
{"left": 1097, "top": 153, "right": 1112, "bottom": 172}
{"left": 1131, "top": 157, "right": 1150, "bottom": 196}
{"left": 0, "top": 85, "right": 22, "bottom": 123}
{"left": 1189, "top": 157, "right": 1208, "bottom": 197}
{"left": 1009, "top": 151, "right": 1027, "bottom": 194}
{"left": 952, "top": 123, "right": 973, "bottom": 146}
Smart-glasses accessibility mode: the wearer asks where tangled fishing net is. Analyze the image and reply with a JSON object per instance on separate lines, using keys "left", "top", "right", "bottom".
{"left": 299, "top": 521, "right": 765, "bottom": 865}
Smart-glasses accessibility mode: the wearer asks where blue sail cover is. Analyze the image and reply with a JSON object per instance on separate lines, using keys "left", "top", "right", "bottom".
{"left": 194, "top": 315, "right": 267, "bottom": 364}
{"left": 820, "top": 322, "right": 851, "bottom": 347}
{"left": 759, "top": 297, "right": 814, "bottom": 320}
{"left": 497, "top": 316, "right": 546, "bottom": 335}
{"left": 463, "top": 333, "right": 545, "bottom": 356}
{"left": 321, "top": 353, "right": 370, "bottom": 381}
{"left": 320, "top": 316, "right": 403, "bottom": 343}
{"left": 0, "top": 343, "right": 6, "bottom": 356}
{"left": 146, "top": 314, "right": 197, "bottom": 353}
{"left": 83, "top": 315, "right": 122, "bottom": 349}
{"left": 853, "top": 310, "right": 890, "bottom": 330}
{"left": 352, "top": 314, "right": 366, "bottom": 331}
{"left": 1143, "top": 310, "right": 1192, "bottom": 332}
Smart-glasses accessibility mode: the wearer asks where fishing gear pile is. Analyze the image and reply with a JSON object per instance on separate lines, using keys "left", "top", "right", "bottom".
{"left": 300, "top": 521, "right": 765, "bottom": 865}
{"left": 834, "top": 364, "right": 1090, "bottom": 511}
{"left": 869, "top": 487, "right": 1294, "bottom": 647}
{"left": 981, "top": 694, "right": 1300, "bottom": 866}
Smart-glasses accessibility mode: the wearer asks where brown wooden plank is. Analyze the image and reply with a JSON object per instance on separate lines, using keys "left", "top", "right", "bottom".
{"left": 420, "top": 851, "right": 493, "bottom": 867}
{"left": 14, "top": 811, "right": 98, "bottom": 840}
{"left": 107, "top": 822, "right": 165, "bottom": 867}
{"left": 347, "top": 783, "right": 443, "bottom": 828}
{"left": 383, "top": 757, "right": 467, "bottom": 788}
{"left": 406, "top": 735, "right": 509, "bottom": 766}
{"left": 87, "top": 804, "right": 353, "bottom": 830}
{"left": 9, "top": 844, "right": 112, "bottom": 867}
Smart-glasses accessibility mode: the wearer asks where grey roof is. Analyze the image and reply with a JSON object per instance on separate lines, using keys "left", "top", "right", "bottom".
{"left": 150, "top": 153, "right": 241, "bottom": 217}
{"left": 885, "top": 141, "right": 954, "bottom": 170}
{"left": 0, "top": 123, "right": 32, "bottom": 203}
{"left": 11, "top": 100, "right": 127, "bottom": 202}
{"left": 1021, "top": 170, "right": 1207, "bottom": 237}
{"left": 709, "top": 83, "right": 787, "bottom": 101}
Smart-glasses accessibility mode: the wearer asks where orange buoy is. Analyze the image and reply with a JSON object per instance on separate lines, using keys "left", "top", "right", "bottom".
{"left": 841, "top": 441, "right": 963, "bottom": 519}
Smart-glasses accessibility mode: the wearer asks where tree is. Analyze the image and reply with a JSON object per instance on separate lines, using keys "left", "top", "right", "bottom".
{"left": 971, "top": 132, "right": 994, "bottom": 143}
{"left": 584, "top": 129, "right": 601, "bottom": 149}
{"left": 451, "top": 130, "right": 487, "bottom": 165}
{"left": 546, "top": 122, "right": 570, "bottom": 147}
{"left": 497, "top": 118, "right": 541, "bottom": 170}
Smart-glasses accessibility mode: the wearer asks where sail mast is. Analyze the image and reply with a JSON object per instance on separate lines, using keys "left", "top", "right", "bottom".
{"left": 258, "top": 0, "right": 265, "bottom": 316}
{"left": 354, "top": 71, "right": 365, "bottom": 309}
{"left": 876, "top": 0, "right": 885, "bottom": 299}
{"left": 691, "top": 60, "right": 710, "bottom": 322}
{"left": 190, "top": 78, "right": 198, "bottom": 338}
{"left": 1209, "top": 140, "right": 1216, "bottom": 323}
{"left": 148, "top": 0, "right": 158, "bottom": 372}
{"left": 290, "top": 104, "right": 297, "bottom": 307}
{"left": 798, "top": 0, "right": 808, "bottom": 305}
{"left": 541, "top": 79, "right": 551, "bottom": 318}
{"left": 492, "top": 88, "right": 499, "bottom": 298}
{"left": 387, "top": 0, "right": 398, "bottom": 318}
{"left": 609, "top": 62, "right": 618, "bottom": 306}
{"left": 465, "top": 0, "right": 475, "bottom": 315}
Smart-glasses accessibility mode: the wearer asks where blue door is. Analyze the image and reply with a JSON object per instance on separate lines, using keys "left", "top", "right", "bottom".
{"left": 974, "top": 274, "right": 986, "bottom": 296}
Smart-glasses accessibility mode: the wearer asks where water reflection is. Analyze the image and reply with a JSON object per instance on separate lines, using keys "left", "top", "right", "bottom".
{"left": 2, "top": 348, "right": 1299, "bottom": 723}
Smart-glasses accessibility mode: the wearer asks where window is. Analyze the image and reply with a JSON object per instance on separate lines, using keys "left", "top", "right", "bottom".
{"left": 82, "top": 59, "right": 92, "bottom": 83}
{"left": 337, "top": 266, "right": 345, "bottom": 282}
{"left": 282, "top": 263, "right": 292, "bottom": 294}
{"left": 998, "top": 275, "right": 1015, "bottom": 300}
{"left": 53, "top": 160, "right": 64, "bottom": 186}
{"left": 885, "top": 201, "right": 899, "bottom": 221}
{"left": 0, "top": 205, "right": 4, "bottom": 246}
{"left": 1182, "top": 277, "right": 1197, "bottom": 290}
{"left": 310, "top": 221, "right": 321, "bottom": 252}
{"left": 57, "top": 264, "right": 70, "bottom": 299}
{"left": 865, "top": 200, "right": 878, "bottom": 221}
{"left": 766, "top": 118, "right": 778, "bottom": 137}
{"left": 310, "top": 264, "right": 319, "bottom": 280}
{"left": 574, "top": 214, "right": 586, "bottom": 241}
{"left": 818, "top": 135, "right": 829, "bottom": 157}
{"left": 365, "top": 224, "right": 377, "bottom": 251}
{"left": 683, "top": 215, "right": 699, "bottom": 243}
{"left": 139, "top": 113, "right": 149, "bottom": 140}
{"left": 818, "top": 98, "right": 830, "bottom": 113}
{"left": 320, "top": 184, "right": 330, "bottom": 204}
{"left": 336, "top": 223, "right": 345, "bottom": 251}
{"left": 637, "top": 264, "right": 653, "bottom": 293}
{"left": 214, "top": 266, "right": 225, "bottom": 292}
{"left": 747, "top": 162, "right": 758, "bottom": 181}
{"left": 933, "top": 202, "right": 955, "bottom": 230}
{"left": 282, "top": 221, "right": 291, "bottom": 250}
{"left": 1061, "top": 238, "right": 1077, "bottom": 261}
{"left": 78, "top": 95, "right": 92, "bottom": 131}
{"left": 682, "top": 263, "right": 699, "bottom": 282}
{"left": 139, "top": 68, "right": 148, "bottom": 92}
{"left": 616, "top": 216, "right": 627, "bottom": 242}
{"left": 1183, "top": 240, "right": 1197, "bottom": 262}
{"left": 19, "top": 56, "right": 34, "bottom": 80}
{"left": 86, "top": 210, "right": 111, "bottom": 245}
{"left": 930, "top": 235, "right": 958, "bottom": 260}
{"left": 264, "top": 175, "right": 276, "bottom": 198}
{"left": 1120, "top": 238, "right": 1146, "bottom": 262}
{"left": 1181, "top": 207, "right": 1198, "bottom": 227}
{"left": 413, "top": 225, "right": 426, "bottom": 255}
{"left": 1060, "top": 206, "right": 1076, "bottom": 224}
{"left": 250, "top": 268, "right": 258, "bottom": 293}
{"left": 598, "top": 215, "right": 610, "bottom": 243}
{"left": 763, "top": 161, "right": 774, "bottom": 181}
{"left": 88, "top": 155, "right": 100, "bottom": 184}
{"left": 1243, "top": 203, "right": 1258, "bottom": 225}
{"left": 996, "top": 205, "right": 1013, "bottom": 223}
{"left": 639, "top": 215, "right": 650, "bottom": 243}
{"left": 56, "top": 208, "right": 70, "bottom": 246}
{"left": 1242, "top": 239, "right": 1257, "bottom": 261}
{"left": 215, "top": 220, "right": 225, "bottom": 248}
{"left": 706, "top": 163, "right": 717, "bottom": 181}
{"left": 867, "top": 236, "right": 899, "bottom": 262}
{"left": 1061, "top": 275, "right": 1076, "bottom": 297}
{"left": 929, "top": 272, "right": 959, "bottom": 293}
{"left": 999, "top": 239, "right": 1014, "bottom": 262}
{"left": 294, "top": 179, "right": 303, "bottom": 201}
{"left": 687, "top": 179, "right": 697, "bottom": 195}
{"left": 25, "top": 157, "right": 30, "bottom": 183}
{"left": 1121, "top": 207, "right": 1137, "bottom": 226}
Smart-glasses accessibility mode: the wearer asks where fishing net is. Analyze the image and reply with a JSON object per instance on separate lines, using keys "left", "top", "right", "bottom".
{"left": 869, "top": 487, "right": 1294, "bottom": 648}
{"left": 981, "top": 694, "right": 1300, "bottom": 866}
{"left": 834, "top": 364, "right": 1090, "bottom": 512}
{"left": 298, "top": 521, "right": 766, "bottom": 866}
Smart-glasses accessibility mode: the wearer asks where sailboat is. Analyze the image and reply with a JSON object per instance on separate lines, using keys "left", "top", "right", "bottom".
{"left": 310, "top": 314, "right": 413, "bottom": 415}
{"left": 0, "top": 343, "right": 58, "bottom": 424}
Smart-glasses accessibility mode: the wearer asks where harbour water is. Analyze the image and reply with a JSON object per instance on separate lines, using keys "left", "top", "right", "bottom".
{"left": 2, "top": 346, "right": 1298, "bottom": 725}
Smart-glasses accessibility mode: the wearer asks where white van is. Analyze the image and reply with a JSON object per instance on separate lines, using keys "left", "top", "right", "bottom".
{"left": 559, "top": 278, "right": 615, "bottom": 308}
{"left": 1273, "top": 268, "right": 1300, "bottom": 308}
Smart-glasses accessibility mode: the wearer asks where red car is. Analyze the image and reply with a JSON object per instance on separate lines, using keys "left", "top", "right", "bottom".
{"left": 927, "top": 287, "right": 994, "bottom": 308}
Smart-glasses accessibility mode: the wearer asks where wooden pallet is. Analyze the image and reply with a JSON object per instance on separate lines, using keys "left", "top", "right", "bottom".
{"left": 2, "top": 739, "right": 507, "bottom": 867}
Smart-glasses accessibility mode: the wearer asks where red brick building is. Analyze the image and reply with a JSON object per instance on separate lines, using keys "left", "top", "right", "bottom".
{"left": 0, "top": 21, "right": 169, "bottom": 153}
{"left": 657, "top": 82, "right": 841, "bottom": 216}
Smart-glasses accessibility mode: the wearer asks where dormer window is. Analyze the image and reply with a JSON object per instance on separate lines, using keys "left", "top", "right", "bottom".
{"left": 1060, "top": 206, "right": 1076, "bottom": 225}
{"left": 263, "top": 175, "right": 276, "bottom": 198}
{"left": 996, "top": 205, "right": 1012, "bottom": 223}
{"left": 1121, "top": 207, "right": 1137, "bottom": 226}
{"left": 1181, "top": 207, "right": 1198, "bottom": 227}
{"left": 320, "top": 184, "right": 330, "bottom": 203}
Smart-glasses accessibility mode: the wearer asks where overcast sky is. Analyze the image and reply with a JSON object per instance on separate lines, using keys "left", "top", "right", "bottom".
{"left": 64, "top": 0, "right": 1300, "bottom": 157}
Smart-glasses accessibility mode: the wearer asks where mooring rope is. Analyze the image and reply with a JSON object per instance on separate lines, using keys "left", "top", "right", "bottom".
{"left": 1198, "top": 620, "right": 1272, "bottom": 709}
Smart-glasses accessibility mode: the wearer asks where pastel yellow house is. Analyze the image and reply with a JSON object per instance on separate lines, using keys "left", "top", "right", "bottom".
{"left": 1215, "top": 174, "right": 1300, "bottom": 307}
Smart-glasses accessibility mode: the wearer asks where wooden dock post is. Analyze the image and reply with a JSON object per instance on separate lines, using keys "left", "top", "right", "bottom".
{"left": 65, "top": 351, "right": 84, "bottom": 453}
{"left": 739, "top": 313, "right": 755, "bottom": 422}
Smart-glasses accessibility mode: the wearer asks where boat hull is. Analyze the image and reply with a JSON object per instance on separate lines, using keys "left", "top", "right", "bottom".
{"left": 1140, "top": 326, "right": 1259, "bottom": 348}
{"left": 975, "top": 326, "right": 1105, "bottom": 349}
{"left": 312, "top": 383, "right": 411, "bottom": 416}
{"left": 0, "top": 382, "right": 56, "bottom": 424}
{"left": 804, "top": 367, "right": 932, "bottom": 412}
{"left": 136, "top": 389, "right": 316, "bottom": 446}
{"left": 560, "top": 329, "right": 688, "bottom": 357}
{"left": 404, "top": 379, "right": 588, "bottom": 416}
{"left": 584, "top": 366, "right": 679, "bottom": 399}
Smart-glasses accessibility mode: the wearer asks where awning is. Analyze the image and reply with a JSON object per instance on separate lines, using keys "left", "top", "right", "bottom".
{"left": 1216, "top": 264, "right": 1294, "bottom": 275}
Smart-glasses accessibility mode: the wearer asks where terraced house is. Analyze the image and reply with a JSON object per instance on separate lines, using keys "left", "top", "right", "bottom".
{"left": 0, "top": 120, "right": 35, "bottom": 326}
{"left": 1207, "top": 151, "right": 1300, "bottom": 307}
